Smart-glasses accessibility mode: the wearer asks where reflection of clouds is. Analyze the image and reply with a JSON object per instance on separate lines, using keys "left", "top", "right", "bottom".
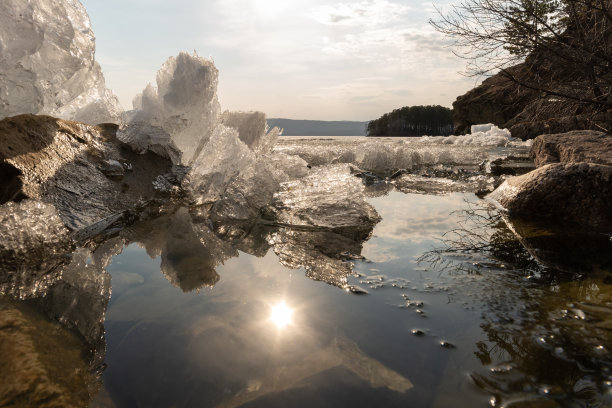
{"left": 361, "top": 240, "right": 400, "bottom": 263}
{"left": 367, "top": 192, "right": 468, "bottom": 244}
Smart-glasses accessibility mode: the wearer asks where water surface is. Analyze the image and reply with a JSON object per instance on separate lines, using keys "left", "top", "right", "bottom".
{"left": 96, "top": 190, "right": 612, "bottom": 407}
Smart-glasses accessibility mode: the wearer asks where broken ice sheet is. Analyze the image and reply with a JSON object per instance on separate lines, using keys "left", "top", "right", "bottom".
{"left": 221, "top": 111, "right": 280, "bottom": 155}
{"left": 266, "top": 164, "right": 380, "bottom": 289}
{"left": 270, "top": 164, "right": 381, "bottom": 240}
{"left": 186, "top": 124, "right": 257, "bottom": 205}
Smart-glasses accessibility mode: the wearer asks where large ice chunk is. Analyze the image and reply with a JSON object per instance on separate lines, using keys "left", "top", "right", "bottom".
{"left": 270, "top": 164, "right": 381, "bottom": 240}
{"left": 0, "top": 0, "right": 122, "bottom": 124}
{"left": 267, "top": 164, "right": 380, "bottom": 288}
{"left": 186, "top": 116, "right": 281, "bottom": 205}
{"left": 121, "top": 52, "right": 221, "bottom": 165}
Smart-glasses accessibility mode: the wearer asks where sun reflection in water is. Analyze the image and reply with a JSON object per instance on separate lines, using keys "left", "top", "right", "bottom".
{"left": 270, "top": 301, "right": 293, "bottom": 329}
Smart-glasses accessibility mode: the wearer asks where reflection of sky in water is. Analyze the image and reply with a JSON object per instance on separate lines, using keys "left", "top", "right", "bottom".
{"left": 99, "top": 193, "right": 481, "bottom": 407}
{"left": 99, "top": 191, "right": 612, "bottom": 408}
{"left": 362, "top": 192, "right": 469, "bottom": 263}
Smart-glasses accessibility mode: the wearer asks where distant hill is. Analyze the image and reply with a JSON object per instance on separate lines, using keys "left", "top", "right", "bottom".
{"left": 267, "top": 118, "right": 368, "bottom": 136}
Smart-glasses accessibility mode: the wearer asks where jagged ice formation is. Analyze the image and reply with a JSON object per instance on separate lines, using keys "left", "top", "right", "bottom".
{"left": 0, "top": 0, "right": 122, "bottom": 125}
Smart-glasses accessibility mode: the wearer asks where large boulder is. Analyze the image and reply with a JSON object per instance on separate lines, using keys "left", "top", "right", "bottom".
{"left": 488, "top": 162, "right": 612, "bottom": 230}
{"left": 0, "top": 114, "right": 175, "bottom": 232}
{"left": 529, "top": 130, "right": 612, "bottom": 167}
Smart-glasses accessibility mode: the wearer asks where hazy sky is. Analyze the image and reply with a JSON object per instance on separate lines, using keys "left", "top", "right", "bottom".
{"left": 81, "top": 0, "right": 476, "bottom": 121}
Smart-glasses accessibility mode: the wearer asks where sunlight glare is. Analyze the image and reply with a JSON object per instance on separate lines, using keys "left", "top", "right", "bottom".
{"left": 270, "top": 301, "right": 293, "bottom": 329}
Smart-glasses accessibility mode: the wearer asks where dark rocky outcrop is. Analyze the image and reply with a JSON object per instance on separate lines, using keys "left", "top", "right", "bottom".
{"left": 452, "top": 62, "right": 609, "bottom": 140}
{"left": 0, "top": 114, "right": 180, "bottom": 234}
{"left": 452, "top": 64, "right": 539, "bottom": 136}
{"left": 452, "top": 9, "right": 612, "bottom": 140}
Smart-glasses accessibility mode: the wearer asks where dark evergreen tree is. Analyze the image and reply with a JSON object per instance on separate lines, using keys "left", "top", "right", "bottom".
{"left": 367, "top": 105, "right": 454, "bottom": 136}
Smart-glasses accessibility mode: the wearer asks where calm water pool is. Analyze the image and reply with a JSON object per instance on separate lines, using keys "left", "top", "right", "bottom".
{"left": 92, "top": 191, "right": 612, "bottom": 407}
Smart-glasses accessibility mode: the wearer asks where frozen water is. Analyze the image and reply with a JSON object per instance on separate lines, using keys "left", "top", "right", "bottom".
{"left": 0, "top": 0, "right": 122, "bottom": 124}
{"left": 210, "top": 161, "right": 283, "bottom": 222}
{"left": 0, "top": 200, "right": 71, "bottom": 298}
{"left": 267, "top": 165, "right": 380, "bottom": 288}
{"left": 270, "top": 164, "right": 380, "bottom": 239}
{"left": 122, "top": 52, "right": 282, "bottom": 211}
{"left": 471, "top": 124, "right": 495, "bottom": 133}
{"left": 274, "top": 135, "right": 531, "bottom": 179}
{"left": 221, "top": 111, "right": 280, "bottom": 155}
{"left": 121, "top": 52, "right": 221, "bottom": 165}
{"left": 265, "top": 153, "right": 310, "bottom": 180}
{"left": 420, "top": 124, "right": 514, "bottom": 147}
{"left": 185, "top": 125, "right": 256, "bottom": 204}
{"left": 0, "top": 200, "right": 71, "bottom": 270}
{"left": 117, "top": 123, "right": 181, "bottom": 164}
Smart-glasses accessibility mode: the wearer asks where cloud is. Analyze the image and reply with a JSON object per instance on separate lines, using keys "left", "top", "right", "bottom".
{"left": 311, "top": 0, "right": 412, "bottom": 27}
{"left": 84, "top": 0, "right": 474, "bottom": 120}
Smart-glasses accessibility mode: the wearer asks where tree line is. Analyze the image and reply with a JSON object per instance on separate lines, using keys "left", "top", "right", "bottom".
{"left": 366, "top": 105, "right": 454, "bottom": 136}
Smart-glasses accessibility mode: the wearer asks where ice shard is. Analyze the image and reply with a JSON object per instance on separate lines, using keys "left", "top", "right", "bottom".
{"left": 267, "top": 165, "right": 381, "bottom": 288}
{"left": 121, "top": 52, "right": 221, "bottom": 165}
{"left": 0, "top": 0, "right": 122, "bottom": 124}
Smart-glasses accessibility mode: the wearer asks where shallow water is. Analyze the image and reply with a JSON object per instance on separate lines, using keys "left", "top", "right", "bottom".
{"left": 93, "top": 191, "right": 612, "bottom": 408}
{"left": 2, "top": 136, "right": 611, "bottom": 407}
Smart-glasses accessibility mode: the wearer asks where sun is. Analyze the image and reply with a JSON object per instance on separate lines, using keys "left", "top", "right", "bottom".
{"left": 270, "top": 301, "right": 293, "bottom": 329}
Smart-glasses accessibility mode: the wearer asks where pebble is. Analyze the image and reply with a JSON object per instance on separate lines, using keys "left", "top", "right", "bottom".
{"left": 440, "top": 340, "right": 456, "bottom": 349}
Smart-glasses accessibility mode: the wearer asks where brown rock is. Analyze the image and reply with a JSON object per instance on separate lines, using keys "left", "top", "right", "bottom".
{"left": 0, "top": 114, "right": 175, "bottom": 232}
{"left": 529, "top": 130, "right": 612, "bottom": 167}
{"left": 488, "top": 162, "right": 612, "bottom": 230}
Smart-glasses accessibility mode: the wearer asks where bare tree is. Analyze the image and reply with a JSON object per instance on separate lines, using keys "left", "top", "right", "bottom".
{"left": 431, "top": 0, "right": 612, "bottom": 130}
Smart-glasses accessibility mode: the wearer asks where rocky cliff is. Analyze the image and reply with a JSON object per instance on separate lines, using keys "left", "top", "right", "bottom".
{"left": 453, "top": 61, "right": 610, "bottom": 139}
{"left": 452, "top": 10, "right": 611, "bottom": 140}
